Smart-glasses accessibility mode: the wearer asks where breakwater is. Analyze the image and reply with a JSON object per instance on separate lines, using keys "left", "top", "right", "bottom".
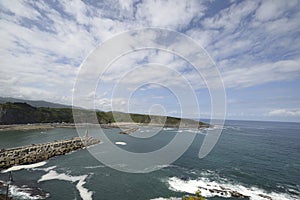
{"left": 119, "top": 127, "right": 139, "bottom": 134}
{"left": 0, "top": 136, "right": 100, "bottom": 170}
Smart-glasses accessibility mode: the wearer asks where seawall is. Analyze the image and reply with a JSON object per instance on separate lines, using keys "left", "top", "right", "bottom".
{"left": 0, "top": 136, "right": 100, "bottom": 170}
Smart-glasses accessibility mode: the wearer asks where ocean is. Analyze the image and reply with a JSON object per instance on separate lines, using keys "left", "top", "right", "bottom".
{"left": 0, "top": 120, "right": 299, "bottom": 200}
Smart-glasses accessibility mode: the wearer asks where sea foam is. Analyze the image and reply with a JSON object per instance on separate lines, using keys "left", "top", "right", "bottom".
{"left": 38, "top": 170, "right": 93, "bottom": 200}
{"left": 167, "top": 177, "right": 299, "bottom": 200}
{"left": 9, "top": 185, "right": 49, "bottom": 200}
{"left": 115, "top": 141, "right": 127, "bottom": 145}
{"left": 1, "top": 161, "right": 47, "bottom": 173}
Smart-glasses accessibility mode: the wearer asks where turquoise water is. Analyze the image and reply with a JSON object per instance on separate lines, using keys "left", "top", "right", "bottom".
{"left": 0, "top": 120, "right": 299, "bottom": 200}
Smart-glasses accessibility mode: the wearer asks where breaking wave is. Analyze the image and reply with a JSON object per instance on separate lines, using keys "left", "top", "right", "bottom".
{"left": 167, "top": 177, "right": 299, "bottom": 200}
{"left": 8, "top": 185, "right": 49, "bottom": 200}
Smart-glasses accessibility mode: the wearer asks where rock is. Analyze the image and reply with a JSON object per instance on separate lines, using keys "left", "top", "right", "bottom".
{"left": 258, "top": 194, "right": 272, "bottom": 199}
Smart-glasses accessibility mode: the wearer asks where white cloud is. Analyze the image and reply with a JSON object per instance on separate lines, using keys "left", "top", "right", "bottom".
{"left": 255, "top": 0, "right": 297, "bottom": 22}
{"left": 0, "top": 0, "right": 300, "bottom": 121}
{"left": 222, "top": 58, "right": 300, "bottom": 88}
{"left": 202, "top": 1, "right": 258, "bottom": 31}
{"left": 0, "top": 0, "right": 133, "bottom": 105}
{"left": 186, "top": 29, "right": 219, "bottom": 48}
{"left": 0, "top": 1, "right": 41, "bottom": 20}
{"left": 267, "top": 109, "right": 300, "bottom": 117}
{"left": 135, "top": 0, "right": 205, "bottom": 29}
{"left": 59, "top": 0, "right": 90, "bottom": 25}
{"left": 187, "top": 0, "right": 300, "bottom": 90}
{"left": 119, "top": 0, "right": 132, "bottom": 11}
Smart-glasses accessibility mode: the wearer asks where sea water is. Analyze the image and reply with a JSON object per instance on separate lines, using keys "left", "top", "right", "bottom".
{"left": 0, "top": 120, "right": 299, "bottom": 200}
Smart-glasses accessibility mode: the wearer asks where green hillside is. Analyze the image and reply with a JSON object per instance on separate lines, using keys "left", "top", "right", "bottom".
{"left": 0, "top": 102, "right": 209, "bottom": 128}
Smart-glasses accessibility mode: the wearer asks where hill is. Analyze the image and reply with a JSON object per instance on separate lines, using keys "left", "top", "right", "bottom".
{"left": 0, "top": 97, "right": 72, "bottom": 108}
{"left": 0, "top": 102, "right": 209, "bottom": 128}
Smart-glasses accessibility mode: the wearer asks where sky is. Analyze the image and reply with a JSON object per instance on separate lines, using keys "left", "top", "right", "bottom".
{"left": 0, "top": 0, "right": 300, "bottom": 122}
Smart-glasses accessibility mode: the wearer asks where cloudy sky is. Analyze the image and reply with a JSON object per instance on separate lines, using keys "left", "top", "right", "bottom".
{"left": 1, "top": 0, "right": 300, "bottom": 122}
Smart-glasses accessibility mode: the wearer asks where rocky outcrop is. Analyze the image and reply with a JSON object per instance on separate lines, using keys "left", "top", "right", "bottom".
{"left": 0, "top": 136, "right": 100, "bottom": 170}
{"left": 198, "top": 185, "right": 250, "bottom": 199}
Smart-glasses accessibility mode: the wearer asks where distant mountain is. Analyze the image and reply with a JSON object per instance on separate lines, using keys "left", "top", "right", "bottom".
{"left": 0, "top": 97, "right": 72, "bottom": 108}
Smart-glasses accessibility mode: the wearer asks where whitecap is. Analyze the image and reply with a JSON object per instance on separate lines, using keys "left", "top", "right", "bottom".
{"left": 167, "top": 177, "right": 298, "bottom": 200}
{"left": 2, "top": 161, "right": 47, "bottom": 173}
{"left": 163, "top": 128, "right": 176, "bottom": 131}
{"left": 32, "top": 166, "right": 56, "bottom": 172}
{"left": 136, "top": 164, "right": 170, "bottom": 173}
{"left": 84, "top": 165, "right": 105, "bottom": 169}
{"left": 9, "top": 185, "right": 49, "bottom": 200}
{"left": 115, "top": 141, "right": 127, "bottom": 145}
{"left": 38, "top": 170, "right": 93, "bottom": 200}
{"left": 185, "top": 129, "right": 206, "bottom": 135}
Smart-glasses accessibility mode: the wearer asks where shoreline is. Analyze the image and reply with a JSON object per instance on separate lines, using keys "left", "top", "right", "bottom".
{"left": 0, "top": 123, "right": 77, "bottom": 132}
{"left": 0, "top": 122, "right": 211, "bottom": 132}
{"left": 0, "top": 123, "right": 125, "bottom": 132}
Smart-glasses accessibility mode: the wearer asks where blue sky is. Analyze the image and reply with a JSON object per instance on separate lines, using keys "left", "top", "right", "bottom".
{"left": 0, "top": 0, "right": 300, "bottom": 122}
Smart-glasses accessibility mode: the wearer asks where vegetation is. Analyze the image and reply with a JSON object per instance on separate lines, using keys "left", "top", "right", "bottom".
{"left": 0, "top": 102, "right": 209, "bottom": 128}
{"left": 182, "top": 190, "right": 206, "bottom": 200}
{"left": 0, "top": 102, "right": 74, "bottom": 124}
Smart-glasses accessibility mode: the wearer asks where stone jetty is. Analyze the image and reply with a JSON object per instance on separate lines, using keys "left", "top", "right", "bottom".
{"left": 0, "top": 136, "right": 100, "bottom": 170}
{"left": 119, "top": 127, "right": 139, "bottom": 134}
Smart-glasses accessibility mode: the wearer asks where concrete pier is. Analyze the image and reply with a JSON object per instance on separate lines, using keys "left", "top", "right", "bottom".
{"left": 0, "top": 136, "right": 100, "bottom": 170}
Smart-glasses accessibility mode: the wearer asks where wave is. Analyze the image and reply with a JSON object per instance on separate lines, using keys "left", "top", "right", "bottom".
{"left": 9, "top": 185, "right": 49, "bottom": 200}
{"left": 163, "top": 128, "right": 176, "bottom": 131}
{"left": 224, "top": 125, "right": 267, "bottom": 131}
{"left": 115, "top": 141, "right": 127, "bottom": 145}
{"left": 0, "top": 181, "right": 48, "bottom": 200}
{"left": 162, "top": 128, "right": 208, "bottom": 134}
{"left": 1, "top": 161, "right": 47, "bottom": 173}
{"left": 32, "top": 166, "right": 56, "bottom": 172}
{"left": 167, "top": 177, "right": 298, "bottom": 200}
{"left": 38, "top": 170, "right": 93, "bottom": 200}
{"left": 223, "top": 125, "right": 241, "bottom": 131}
{"left": 185, "top": 129, "right": 206, "bottom": 135}
{"left": 84, "top": 165, "right": 105, "bottom": 169}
